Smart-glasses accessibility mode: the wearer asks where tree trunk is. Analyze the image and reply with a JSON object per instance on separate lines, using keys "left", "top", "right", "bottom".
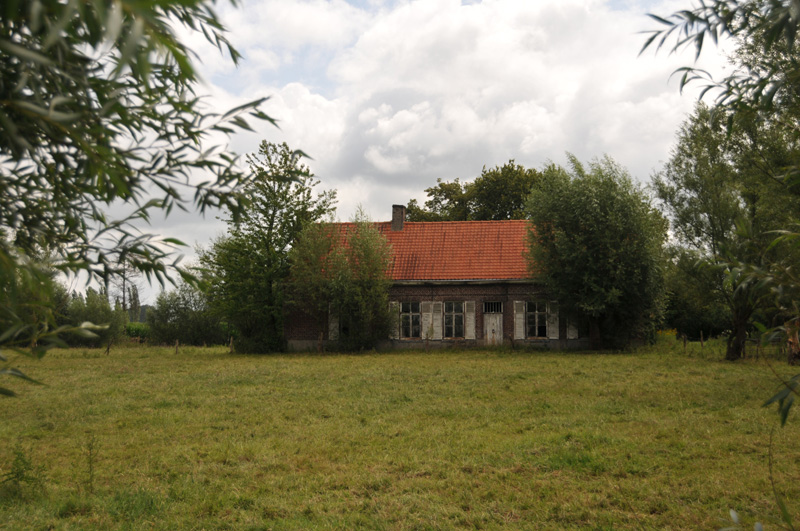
{"left": 725, "top": 319, "right": 747, "bottom": 361}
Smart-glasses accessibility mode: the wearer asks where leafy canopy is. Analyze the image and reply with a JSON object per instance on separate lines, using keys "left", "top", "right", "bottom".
{"left": 1, "top": 0, "right": 271, "bottom": 392}
{"left": 526, "top": 155, "right": 667, "bottom": 349}
{"left": 200, "top": 141, "right": 337, "bottom": 353}
{"left": 407, "top": 160, "right": 540, "bottom": 221}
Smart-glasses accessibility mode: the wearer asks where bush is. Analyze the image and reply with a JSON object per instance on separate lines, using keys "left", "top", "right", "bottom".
{"left": 147, "top": 283, "right": 227, "bottom": 346}
{"left": 63, "top": 288, "right": 127, "bottom": 347}
{"left": 125, "top": 322, "right": 150, "bottom": 342}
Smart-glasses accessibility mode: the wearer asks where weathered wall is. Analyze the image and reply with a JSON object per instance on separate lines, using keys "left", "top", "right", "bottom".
{"left": 284, "top": 282, "right": 590, "bottom": 351}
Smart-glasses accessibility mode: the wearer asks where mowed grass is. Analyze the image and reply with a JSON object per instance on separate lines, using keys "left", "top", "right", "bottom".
{"left": 2, "top": 339, "right": 800, "bottom": 530}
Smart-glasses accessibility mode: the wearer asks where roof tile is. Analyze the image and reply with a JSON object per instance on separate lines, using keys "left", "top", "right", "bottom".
{"left": 339, "top": 220, "right": 531, "bottom": 281}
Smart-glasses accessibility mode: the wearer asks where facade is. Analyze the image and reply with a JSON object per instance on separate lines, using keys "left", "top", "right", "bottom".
{"left": 285, "top": 205, "right": 589, "bottom": 350}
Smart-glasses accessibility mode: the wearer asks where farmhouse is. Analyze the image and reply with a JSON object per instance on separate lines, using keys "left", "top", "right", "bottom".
{"left": 286, "top": 205, "right": 589, "bottom": 350}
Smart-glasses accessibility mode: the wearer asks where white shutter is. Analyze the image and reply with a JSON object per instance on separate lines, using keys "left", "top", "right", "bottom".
{"left": 421, "top": 302, "right": 433, "bottom": 340}
{"left": 547, "top": 301, "right": 559, "bottom": 339}
{"left": 389, "top": 301, "right": 400, "bottom": 339}
{"left": 465, "top": 301, "right": 475, "bottom": 340}
{"left": 567, "top": 319, "right": 579, "bottom": 340}
{"left": 328, "top": 309, "right": 339, "bottom": 341}
{"left": 513, "top": 301, "right": 525, "bottom": 340}
{"left": 432, "top": 302, "right": 443, "bottom": 340}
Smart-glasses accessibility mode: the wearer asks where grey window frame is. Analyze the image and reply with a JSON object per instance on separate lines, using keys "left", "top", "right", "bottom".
{"left": 526, "top": 301, "right": 548, "bottom": 338}
{"left": 444, "top": 301, "right": 464, "bottom": 338}
{"left": 401, "top": 302, "right": 421, "bottom": 339}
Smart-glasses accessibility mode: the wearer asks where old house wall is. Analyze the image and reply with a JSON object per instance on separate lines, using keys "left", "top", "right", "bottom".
{"left": 284, "top": 282, "right": 589, "bottom": 351}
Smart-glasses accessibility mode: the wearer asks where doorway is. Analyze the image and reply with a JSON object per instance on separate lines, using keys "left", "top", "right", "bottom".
{"left": 483, "top": 302, "right": 503, "bottom": 346}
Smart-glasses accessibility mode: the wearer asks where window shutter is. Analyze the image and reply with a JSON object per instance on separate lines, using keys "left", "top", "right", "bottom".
{"left": 513, "top": 301, "right": 525, "bottom": 340}
{"left": 547, "top": 301, "right": 559, "bottom": 339}
{"left": 432, "top": 302, "right": 443, "bottom": 340}
{"left": 389, "top": 301, "right": 400, "bottom": 339}
{"left": 567, "top": 319, "right": 579, "bottom": 340}
{"left": 465, "top": 301, "right": 475, "bottom": 340}
{"left": 328, "top": 309, "right": 339, "bottom": 341}
{"left": 420, "top": 302, "right": 432, "bottom": 340}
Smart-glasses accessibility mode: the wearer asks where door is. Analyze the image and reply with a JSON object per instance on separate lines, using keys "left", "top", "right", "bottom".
{"left": 484, "top": 313, "right": 503, "bottom": 346}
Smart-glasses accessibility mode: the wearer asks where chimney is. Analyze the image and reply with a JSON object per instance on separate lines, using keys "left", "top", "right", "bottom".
{"left": 391, "top": 204, "right": 406, "bottom": 231}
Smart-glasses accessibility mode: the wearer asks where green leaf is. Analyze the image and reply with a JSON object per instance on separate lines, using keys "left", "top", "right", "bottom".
{"left": 0, "top": 367, "right": 41, "bottom": 385}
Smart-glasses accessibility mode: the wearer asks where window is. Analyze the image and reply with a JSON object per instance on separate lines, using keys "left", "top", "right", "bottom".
{"left": 401, "top": 302, "right": 421, "bottom": 339}
{"left": 444, "top": 301, "right": 464, "bottom": 338}
{"left": 483, "top": 301, "right": 503, "bottom": 313}
{"left": 526, "top": 301, "right": 548, "bottom": 338}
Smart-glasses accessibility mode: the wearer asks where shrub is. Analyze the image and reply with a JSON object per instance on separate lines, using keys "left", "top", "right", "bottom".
{"left": 147, "top": 283, "right": 227, "bottom": 346}
{"left": 125, "top": 322, "right": 150, "bottom": 342}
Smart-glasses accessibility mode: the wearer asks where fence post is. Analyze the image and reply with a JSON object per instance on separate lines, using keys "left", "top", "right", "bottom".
{"left": 683, "top": 334, "right": 687, "bottom": 355}
{"left": 700, "top": 330, "right": 704, "bottom": 348}
{"left": 175, "top": 339, "right": 179, "bottom": 355}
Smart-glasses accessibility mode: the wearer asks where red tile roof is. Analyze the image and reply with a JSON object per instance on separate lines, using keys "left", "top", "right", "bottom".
{"left": 338, "top": 220, "right": 531, "bottom": 281}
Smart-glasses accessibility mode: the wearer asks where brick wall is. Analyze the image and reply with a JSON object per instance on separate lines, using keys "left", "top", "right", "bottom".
{"left": 284, "top": 281, "right": 590, "bottom": 350}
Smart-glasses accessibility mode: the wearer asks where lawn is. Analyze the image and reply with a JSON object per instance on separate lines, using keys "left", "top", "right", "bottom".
{"left": 1, "top": 338, "right": 799, "bottom": 530}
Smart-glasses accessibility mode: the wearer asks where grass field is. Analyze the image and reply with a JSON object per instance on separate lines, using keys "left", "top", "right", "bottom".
{"left": 2, "top": 337, "right": 799, "bottom": 530}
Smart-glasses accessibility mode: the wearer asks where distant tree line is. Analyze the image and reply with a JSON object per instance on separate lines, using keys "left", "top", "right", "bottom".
{"left": 20, "top": 112, "right": 799, "bottom": 355}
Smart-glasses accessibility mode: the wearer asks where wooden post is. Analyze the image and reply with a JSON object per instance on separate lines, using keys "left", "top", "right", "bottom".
{"left": 683, "top": 334, "right": 687, "bottom": 355}
{"left": 175, "top": 339, "right": 179, "bottom": 355}
{"left": 700, "top": 330, "right": 704, "bottom": 348}
{"left": 229, "top": 336, "right": 234, "bottom": 354}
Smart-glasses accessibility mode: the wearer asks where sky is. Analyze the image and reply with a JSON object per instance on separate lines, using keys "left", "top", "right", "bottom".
{"left": 133, "top": 0, "right": 730, "bottom": 302}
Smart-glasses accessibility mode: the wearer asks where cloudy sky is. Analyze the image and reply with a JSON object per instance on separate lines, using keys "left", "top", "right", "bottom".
{"left": 138, "top": 0, "right": 729, "bottom": 301}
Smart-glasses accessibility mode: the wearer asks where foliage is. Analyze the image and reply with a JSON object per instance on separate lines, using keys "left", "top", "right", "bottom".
{"left": 642, "top": 0, "right": 800, "bottom": 114}
{"left": 646, "top": 4, "right": 800, "bottom": 525}
{"left": 0, "top": 443, "right": 45, "bottom": 500}
{"left": 287, "top": 221, "right": 340, "bottom": 351}
{"left": 200, "top": 141, "right": 336, "bottom": 353}
{"left": 663, "top": 248, "right": 731, "bottom": 339}
{"left": 146, "top": 283, "right": 225, "bottom": 346}
{"left": 125, "top": 322, "right": 150, "bottom": 343}
{"left": 653, "top": 103, "right": 800, "bottom": 359}
{"left": 0, "top": 0, "right": 272, "bottom": 393}
{"left": 330, "top": 209, "right": 395, "bottom": 351}
{"left": 406, "top": 160, "right": 540, "bottom": 221}
{"left": 526, "top": 154, "right": 667, "bottom": 349}
{"left": 63, "top": 288, "right": 127, "bottom": 348}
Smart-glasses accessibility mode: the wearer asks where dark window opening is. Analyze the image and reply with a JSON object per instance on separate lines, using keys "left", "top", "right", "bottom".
{"left": 444, "top": 301, "right": 464, "bottom": 338}
{"left": 401, "top": 302, "right": 421, "bottom": 339}
{"left": 484, "top": 301, "right": 503, "bottom": 314}
{"left": 526, "top": 301, "right": 548, "bottom": 338}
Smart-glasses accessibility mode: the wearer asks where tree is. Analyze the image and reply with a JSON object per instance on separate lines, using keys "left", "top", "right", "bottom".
{"left": 147, "top": 282, "right": 226, "bottom": 346}
{"left": 407, "top": 179, "right": 470, "bottom": 221}
{"left": 109, "top": 260, "right": 143, "bottom": 321}
{"left": 654, "top": 103, "right": 800, "bottom": 359}
{"left": 406, "top": 160, "right": 540, "bottom": 221}
{"left": 200, "top": 141, "right": 336, "bottom": 353}
{"left": 288, "top": 208, "right": 394, "bottom": 352}
{"left": 287, "top": 221, "right": 340, "bottom": 352}
{"left": 642, "top": 1, "right": 800, "bottom": 114}
{"left": 63, "top": 287, "right": 127, "bottom": 349}
{"left": 469, "top": 161, "right": 542, "bottom": 220}
{"left": 663, "top": 248, "right": 731, "bottom": 340}
{"left": 1, "top": 0, "right": 271, "bottom": 394}
{"left": 127, "top": 284, "right": 141, "bottom": 324}
{"left": 330, "top": 209, "right": 395, "bottom": 351}
{"left": 526, "top": 155, "right": 667, "bottom": 349}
